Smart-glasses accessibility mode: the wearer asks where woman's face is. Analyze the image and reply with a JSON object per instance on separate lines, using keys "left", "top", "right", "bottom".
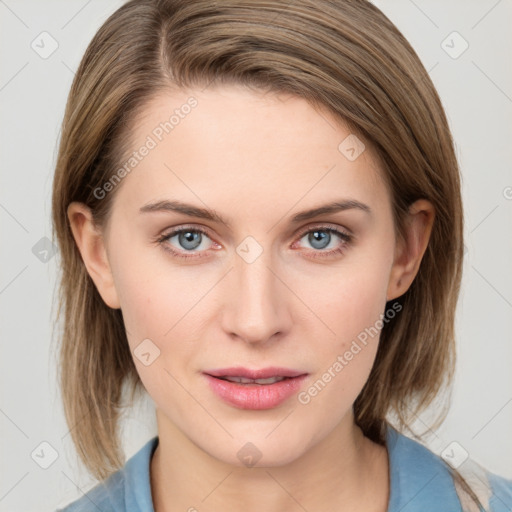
{"left": 88, "top": 85, "right": 409, "bottom": 467}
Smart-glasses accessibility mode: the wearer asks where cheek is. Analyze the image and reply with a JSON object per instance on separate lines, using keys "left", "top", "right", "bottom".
{"left": 109, "top": 233, "right": 186, "bottom": 340}
{"left": 296, "top": 294, "right": 385, "bottom": 428}
{"left": 301, "top": 254, "right": 391, "bottom": 348}
{"left": 109, "top": 242, "right": 211, "bottom": 383}
{"left": 107, "top": 245, "right": 175, "bottom": 393}
{"left": 296, "top": 253, "right": 392, "bottom": 407}
{"left": 112, "top": 266, "right": 191, "bottom": 406}
{"left": 115, "top": 272, "right": 167, "bottom": 343}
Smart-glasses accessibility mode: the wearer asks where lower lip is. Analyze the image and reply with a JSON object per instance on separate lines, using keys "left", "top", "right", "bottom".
{"left": 204, "top": 374, "right": 309, "bottom": 410}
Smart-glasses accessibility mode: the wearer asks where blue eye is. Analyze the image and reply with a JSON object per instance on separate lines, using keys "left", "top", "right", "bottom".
{"left": 295, "top": 226, "right": 352, "bottom": 258}
{"left": 158, "top": 227, "right": 214, "bottom": 259}
{"left": 303, "top": 229, "right": 338, "bottom": 250}
{"left": 172, "top": 230, "right": 204, "bottom": 251}
{"left": 157, "top": 224, "right": 352, "bottom": 260}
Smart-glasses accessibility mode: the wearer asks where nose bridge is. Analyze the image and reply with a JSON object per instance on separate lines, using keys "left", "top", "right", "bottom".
{"left": 223, "top": 236, "right": 290, "bottom": 344}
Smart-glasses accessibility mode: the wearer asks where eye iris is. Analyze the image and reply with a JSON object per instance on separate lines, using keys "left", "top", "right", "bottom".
{"left": 179, "top": 231, "right": 202, "bottom": 250}
{"left": 309, "top": 230, "right": 330, "bottom": 250}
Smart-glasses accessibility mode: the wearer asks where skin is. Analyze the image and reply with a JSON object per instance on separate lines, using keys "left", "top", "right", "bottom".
{"left": 68, "top": 84, "right": 435, "bottom": 512}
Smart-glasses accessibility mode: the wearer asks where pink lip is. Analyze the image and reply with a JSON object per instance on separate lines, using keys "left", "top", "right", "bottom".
{"left": 203, "top": 367, "right": 309, "bottom": 410}
{"left": 204, "top": 366, "right": 306, "bottom": 379}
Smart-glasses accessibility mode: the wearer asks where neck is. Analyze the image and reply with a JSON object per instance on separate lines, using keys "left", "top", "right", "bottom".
{"left": 150, "top": 410, "right": 390, "bottom": 512}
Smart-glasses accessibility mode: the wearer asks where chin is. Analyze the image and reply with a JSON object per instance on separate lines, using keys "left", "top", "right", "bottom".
{"left": 203, "top": 432, "right": 310, "bottom": 469}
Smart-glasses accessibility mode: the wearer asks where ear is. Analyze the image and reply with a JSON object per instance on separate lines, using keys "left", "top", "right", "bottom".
{"left": 386, "top": 199, "right": 435, "bottom": 301}
{"left": 67, "top": 202, "right": 121, "bottom": 309}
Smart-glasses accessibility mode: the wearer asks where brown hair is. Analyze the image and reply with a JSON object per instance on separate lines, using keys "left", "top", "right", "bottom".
{"left": 52, "top": 0, "right": 480, "bottom": 507}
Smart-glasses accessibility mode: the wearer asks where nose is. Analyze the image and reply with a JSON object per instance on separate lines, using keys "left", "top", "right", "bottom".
{"left": 221, "top": 244, "right": 292, "bottom": 345}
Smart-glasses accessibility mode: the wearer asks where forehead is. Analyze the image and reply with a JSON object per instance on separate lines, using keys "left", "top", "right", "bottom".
{"left": 110, "top": 84, "right": 390, "bottom": 222}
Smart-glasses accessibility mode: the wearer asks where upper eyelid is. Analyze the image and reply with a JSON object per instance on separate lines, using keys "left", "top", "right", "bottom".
{"left": 295, "top": 223, "right": 351, "bottom": 237}
{"left": 162, "top": 222, "right": 350, "bottom": 235}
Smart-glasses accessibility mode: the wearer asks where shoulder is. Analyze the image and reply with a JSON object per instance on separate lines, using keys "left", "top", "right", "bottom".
{"left": 385, "top": 425, "right": 512, "bottom": 512}
{"left": 56, "top": 436, "right": 159, "bottom": 512}
{"left": 455, "top": 458, "right": 512, "bottom": 512}
{"left": 55, "top": 472, "right": 123, "bottom": 512}
{"left": 487, "top": 471, "right": 512, "bottom": 510}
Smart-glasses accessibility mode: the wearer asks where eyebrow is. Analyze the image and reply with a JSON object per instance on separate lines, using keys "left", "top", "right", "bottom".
{"left": 139, "top": 198, "right": 372, "bottom": 227}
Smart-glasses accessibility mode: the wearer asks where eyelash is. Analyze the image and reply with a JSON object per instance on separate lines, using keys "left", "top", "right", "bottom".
{"left": 156, "top": 224, "right": 353, "bottom": 261}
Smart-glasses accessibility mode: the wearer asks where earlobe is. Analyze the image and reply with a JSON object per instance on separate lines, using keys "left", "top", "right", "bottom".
{"left": 67, "top": 202, "right": 121, "bottom": 309}
{"left": 386, "top": 199, "right": 435, "bottom": 301}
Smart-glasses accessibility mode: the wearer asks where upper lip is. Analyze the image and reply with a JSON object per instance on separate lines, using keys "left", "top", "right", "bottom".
{"left": 204, "top": 367, "right": 308, "bottom": 379}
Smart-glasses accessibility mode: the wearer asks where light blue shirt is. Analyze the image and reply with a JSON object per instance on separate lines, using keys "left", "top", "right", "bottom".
{"left": 57, "top": 425, "right": 512, "bottom": 511}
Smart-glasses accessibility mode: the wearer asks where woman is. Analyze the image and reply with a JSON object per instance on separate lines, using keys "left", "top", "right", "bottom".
{"left": 52, "top": 0, "right": 512, "bottom": 510}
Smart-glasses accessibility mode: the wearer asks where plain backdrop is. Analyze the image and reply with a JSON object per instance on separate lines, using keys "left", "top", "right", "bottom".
{"left": 1, "top": 0, "right": 511, "bottom": 510}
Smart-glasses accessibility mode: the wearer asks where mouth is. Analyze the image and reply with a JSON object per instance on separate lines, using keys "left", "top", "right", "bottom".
{"left": 204, "top": 366, "right": 306, "bottom": 380}
{"left": 203, "top": 367, "right": 309, "bottom": 409}
{"left": 212, "top": 375, "right": 292, "bottom": 385}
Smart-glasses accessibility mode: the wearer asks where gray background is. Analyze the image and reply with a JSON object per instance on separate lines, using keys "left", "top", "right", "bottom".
{"left": 1, "top": 0, "right": 511, "bottom": 510}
